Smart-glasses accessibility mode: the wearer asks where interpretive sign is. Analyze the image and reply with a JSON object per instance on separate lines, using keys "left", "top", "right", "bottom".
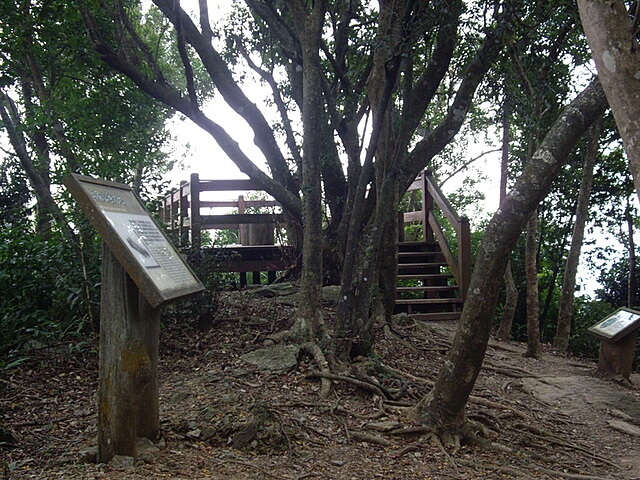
{"left": 588, "top": 307, "right": 640, "bottom": 343}
{"left": 65, "top": 174, "right": 204, "bottom": 307}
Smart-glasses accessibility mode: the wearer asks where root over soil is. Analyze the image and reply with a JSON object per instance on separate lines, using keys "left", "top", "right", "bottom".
{"left": 2, "top": 287, "right": 640, "bottom": 479}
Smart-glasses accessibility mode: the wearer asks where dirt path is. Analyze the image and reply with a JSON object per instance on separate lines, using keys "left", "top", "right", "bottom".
{"left": 2, "top": 288, "right": 640, "bottom": 479}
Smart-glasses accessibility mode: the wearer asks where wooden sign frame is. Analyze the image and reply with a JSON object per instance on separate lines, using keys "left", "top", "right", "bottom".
{"left": 588, "top": 307, "right": 640, "bottom": 343}
{"left": 65, "top": 173, "right": 204, "bottom": 307}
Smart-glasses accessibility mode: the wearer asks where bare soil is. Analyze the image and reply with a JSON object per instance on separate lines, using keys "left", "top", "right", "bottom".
{"left": 2, "top": 286, "right": 640, "bottom": 479}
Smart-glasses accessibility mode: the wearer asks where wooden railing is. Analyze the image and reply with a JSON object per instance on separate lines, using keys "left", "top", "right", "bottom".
{"left": 159, "top": 171, "right": 471, "bottom": 296}
{"left": 158, "top": 173, "right": 283, "bottom": 248}
{"left": 401, "top": 170, "right": 472, "bottom": 300}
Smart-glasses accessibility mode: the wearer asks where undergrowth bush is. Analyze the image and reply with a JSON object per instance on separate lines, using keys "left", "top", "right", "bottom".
{"left": 0, "top": 221, "right": 100, "bottom": 362}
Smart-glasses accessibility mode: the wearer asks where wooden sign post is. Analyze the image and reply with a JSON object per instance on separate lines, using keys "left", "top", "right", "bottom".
{"left": 589, "top": 307, "right": 640, "bottom": 381}
{"left": 65, "top": 174, "right": 204, "bottom": 463}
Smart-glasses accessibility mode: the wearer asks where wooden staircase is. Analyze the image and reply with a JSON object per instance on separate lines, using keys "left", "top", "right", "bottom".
{"left": 393, "top": 170, "right": 472, "bottom": 321}
{"left": 394, "top": 241, "right": 463, "bottom": 320}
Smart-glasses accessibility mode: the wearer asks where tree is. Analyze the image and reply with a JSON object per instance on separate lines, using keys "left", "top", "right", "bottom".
{"left": 554, "top": 116, "right": 602, "bottom": 351}
{"left": 495, "top": 97, "right": 518, "bottom": 340}
{"left": 78, "top": 0, "right": 513, "bottom": 361}
{"left": 488, "top": 1, "right": 588, "bottom": 344}
{"left": 577, "top": 0, "right": 640, "bottom": 203}
{"left": 409, "top": 78, "right": 607, "bottom": 438}
{"left": 0, "top": 0, "right": 177, "bottom": 346}
{"left": 73, "top": 0, "right": 612, "bottom": 443}
{"left": 289, "top": 0, "right": 327, "bottom": 342}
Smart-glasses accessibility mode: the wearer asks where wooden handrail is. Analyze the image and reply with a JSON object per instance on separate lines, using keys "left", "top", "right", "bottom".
{"left": 158, "top": 173, "right": 282, "bottom": 248}
{"left": 403, "top": 170, "right": 472, "bottom": 300}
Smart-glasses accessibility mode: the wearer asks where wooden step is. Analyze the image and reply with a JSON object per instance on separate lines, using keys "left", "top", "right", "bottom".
{"left": 396, "top": 285, "right": 458, "bottom": 293}
{"left": 402, "top": 311, "right": 462, "bottom": 321}
{"left": 397, "top": 262, "right": 447, "bottom": 269}
{"left": 395, "top": 298, "right": 462, "bottom": 306}
{"left": 396, "top": 239, "right": 463, "bottom": 321}
{"left": 397, "top": 274, "right": 454, "bottom": 281}
{"left": 398, "top": 250, "right": 441, "bottom": 257}
{"left": 398, "top": 242, "right": 440, "bottom": 253}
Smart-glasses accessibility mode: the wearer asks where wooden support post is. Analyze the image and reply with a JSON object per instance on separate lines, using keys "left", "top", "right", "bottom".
{"left": 179, "top": 180, "right": 189, "bottom": 247}
{"left": 98, "top": 245, "right": 160, "bottom": 463}
{"left": 597, "top": 330, "right": 638, "bottom": 381}
{"left": 422, "top": 171, "right": 434, "bottom": 242}
{"left": 190, "top": 173, "right": 201, "bottom": 248}
{"left": 397, "top": 211, "right": 405, "bottom": 242}
{"left": 238, "top": 195, "right": 247, "bottom": 245}
{"left": 458, "top": 217, "right": 471, "bottom": 300}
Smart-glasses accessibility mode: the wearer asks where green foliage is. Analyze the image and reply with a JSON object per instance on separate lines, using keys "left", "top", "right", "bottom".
{"left": 569, "top": 298, "right": 615, "bottom": 359}
{"left": 0, "top": 220, "right": 100, "bottom": 359}
{"left": 0, "top": 160, "right": 30, "bottom": 226}
{"left": 595, "top": 255, "right": 640, "bottom": 309}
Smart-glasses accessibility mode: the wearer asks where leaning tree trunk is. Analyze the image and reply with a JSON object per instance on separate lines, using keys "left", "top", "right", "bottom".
{"left": 554, "top": 116, "right": 601, "bottom": 351}
{"left": 524, "top": 211, "right": 542, "bottom": 359}
{"left": 578, "top": 0, "right": 640, "bottom": 205}
{"left": 408, "top": 79, "right": 607, "bottom": 436}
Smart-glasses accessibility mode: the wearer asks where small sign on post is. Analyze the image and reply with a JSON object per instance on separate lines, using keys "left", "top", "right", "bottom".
{"left": 65, "top": 174, "right": 204, "bottom": 463}
{"left": 588, "top": 307, "right": 640, "bottom": 381}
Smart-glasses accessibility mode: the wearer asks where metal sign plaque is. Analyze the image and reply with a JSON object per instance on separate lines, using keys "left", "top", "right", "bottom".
{"left": 588, "top": 307, "right": 640, "bottom": 343}
{"left": 65, "top": 174, "right": 204, "bottom": 307}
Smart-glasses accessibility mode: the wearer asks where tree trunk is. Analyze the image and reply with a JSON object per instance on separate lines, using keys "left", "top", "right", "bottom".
{"left": 554, "top": 117, "right": 601, "bottom": 351}
{"left": 540, "top": 224, "right": 571, "bottom": 328}
{"left": 577, "top": 0, "right": 640, "bottom": 204}
{"left": 626, "top": 205, "right": 637, "bottom": 307}
{"left": 408, "top": 78, "right": 607, "bottom": 435}
{"left": 524, "top": 211, "right": 542, "bottom": 359}
{"left": 290, "top": 0, "right": 327, "bottom": 342}
{"left": 0, "top": 89, "right": 77, "bottom": 245}
{"left": 334, "top": 0, "right": 406, "bottom": 361}
{"left": 495, "top": 97, "right": 518, "bottom": 341}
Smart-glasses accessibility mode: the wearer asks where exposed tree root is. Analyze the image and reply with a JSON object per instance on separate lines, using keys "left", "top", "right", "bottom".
{"left": 299, "top": 342, "right": 332, "bottom": 399}
{"left": 469, "top": 395, "right": 533, "bottom": 421}
{"left": 308, "top": 371, "right": 389, "bottom": 399}
{"left": 512, "top": 423, "right": 621, "bottom": 470}
{"left": 482, "top": 360, "right": 540, "bottom": 378}
{"left": 349, "top": 430, "right": 394, "bottom": 446}
{"left": 273, "top": 308, "right": 626, "bottom": 479}
{"left": 382, "top": 323, "right": 420, "bottom": 353}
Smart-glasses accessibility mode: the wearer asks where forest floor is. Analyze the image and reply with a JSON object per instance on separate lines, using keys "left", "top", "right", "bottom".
{"left": 2, "top": 283, "right": 640, "bottom": 480}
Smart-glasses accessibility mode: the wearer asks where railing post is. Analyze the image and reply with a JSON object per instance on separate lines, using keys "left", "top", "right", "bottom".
{"left": 238, "top": 195, "right": 246, "bottom": 244}
{"left": 190, "top": 173, "right": 201, "bottom": 248}
{"left": 458, "top": 217, "right": 471, "bottom": 300}
{"left": 179, "top": 181, "right": 189, "bottom": 247}
{"left": 423, "top": 170, "right": 434, "bottom": 241}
